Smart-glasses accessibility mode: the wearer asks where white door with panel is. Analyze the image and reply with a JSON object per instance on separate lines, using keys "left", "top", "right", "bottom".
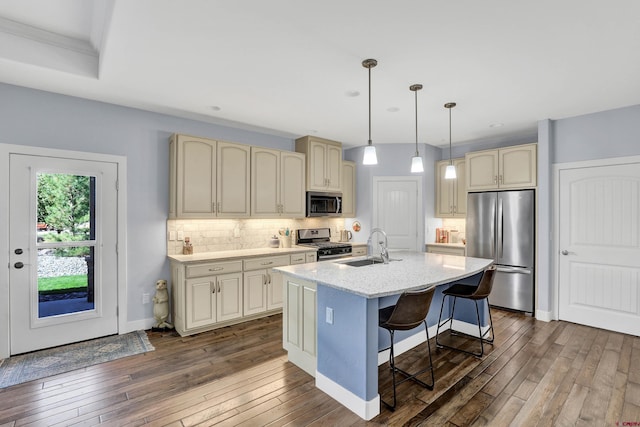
{"left": 373, "top": 177, "right": 422, "bottom": 251}
{"left": 558, "top": 160, "right": 640, "bottom": 336}
{"left": 9, "top": 154, "right": 118, "bottom": 355}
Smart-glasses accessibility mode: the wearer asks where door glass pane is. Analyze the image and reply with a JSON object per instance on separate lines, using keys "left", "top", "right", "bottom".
{"left": 36, "top": 173, "right": 96, "bottom": 318}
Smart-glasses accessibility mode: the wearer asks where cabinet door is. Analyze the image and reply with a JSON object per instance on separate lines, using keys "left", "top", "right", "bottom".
{"left": 217, "top": 142, "right": 250, "bottom": 217}
{"left": 176, "top": 136, "right": 216, "bottom": 217}
{"left": 243, "top": 269, "right": 267, "bottom": 315}
{"left": 435, "top": 160, "right": 455, "bottom": 217}
{"left": 216, "top": 272, "right": 243, "bottom": 322}
{"left": 308, "top": 141, "right": 328, "bottom": 191}
{"left": 281, "top": 151, "right": 306, "bottom": 217}
{"left": 267, "top": 270, "right": 283, "bottom": 310}
{"left": 342, "top": 161, "right": 356, "bottom": 217}
{"left": 466, "top": 150, "right": 499, "bottom": 191}
{"left": 185, "top": 277, "right": 216, "bottom": 329}
{"left": 251, "top": 147, "right": 280, "bottom": 217}
{"left": 283, "top": 277, "right": 317, "bottom": 376}
{"left": 499, "top": 144, "right": 537, "bottom": 188}
{"left": 453, "top": 158, "right": 467, "bottom": 217}
{"left": 326, "top": 143, "right": 342, "bottom": 191}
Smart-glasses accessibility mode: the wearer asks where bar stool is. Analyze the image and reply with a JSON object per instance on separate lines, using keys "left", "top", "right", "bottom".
{"left": 436, "top": 266, "right": 496, "bottom": 358}
{"left": 378, "top": 287, "right": 436, "bottom": 410}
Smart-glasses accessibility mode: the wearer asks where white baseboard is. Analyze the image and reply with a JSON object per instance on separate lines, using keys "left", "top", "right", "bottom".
{"left": 125, "top": 318, "right": 156, "bottom": 333}
{"left": 316, "top": 371, "right": 380, "bottom": 420}
{"left": 535, "top": 309, "right": 553, "bottom": 322}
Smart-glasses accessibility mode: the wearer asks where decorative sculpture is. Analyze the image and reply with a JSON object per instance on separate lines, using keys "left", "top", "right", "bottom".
{"left": 153, "top": 279, "right": 173, "bottom": 329}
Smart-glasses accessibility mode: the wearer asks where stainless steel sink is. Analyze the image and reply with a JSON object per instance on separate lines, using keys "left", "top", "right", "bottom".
{"left": 341, "top": 258, "right": 385, "bottom": 267}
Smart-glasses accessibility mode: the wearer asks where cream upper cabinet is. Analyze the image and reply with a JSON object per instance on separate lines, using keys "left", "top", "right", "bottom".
{"left": 341, "top": 160, "right": 356, "bottom": 217}
{"left": 466, "top": 143, "right": 537, "bottom": 191}
{"left": 170, "top": 134, "right": 250, "bottom": 218}
{"left": 435, "top": 158, "right": 466, "bottom": 218}
{"left": 295, "top": 135, "right": 342, "bottom": 192}
{"left": 251, "top": 148, "right": 305, "bottom": 218}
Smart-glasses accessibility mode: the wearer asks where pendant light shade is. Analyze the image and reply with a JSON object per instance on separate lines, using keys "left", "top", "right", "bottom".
{"left": 362, "top": 58, "right": 378, "bottom": 165}
{"left": 409, "top": 84, "right": 424, "bottom": 173}
{"left": 444, "top": 102, "right": 457, "bottom": 180}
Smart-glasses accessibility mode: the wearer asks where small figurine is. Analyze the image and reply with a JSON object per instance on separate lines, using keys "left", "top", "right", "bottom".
{"left": 183, "top": 237, "right": 193, "bottom": 255}
{"left": 153, "top": 279, "right": 173, "bottom": 329}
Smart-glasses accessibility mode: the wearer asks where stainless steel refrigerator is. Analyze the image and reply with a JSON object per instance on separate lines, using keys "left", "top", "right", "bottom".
{"left": 466, "top": 190, "right": 535, "bottom": 313}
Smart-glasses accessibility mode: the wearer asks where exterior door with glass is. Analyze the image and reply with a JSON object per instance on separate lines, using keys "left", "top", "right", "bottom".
{"left": 9, "top": 154, "right": 119, "bottom": 355}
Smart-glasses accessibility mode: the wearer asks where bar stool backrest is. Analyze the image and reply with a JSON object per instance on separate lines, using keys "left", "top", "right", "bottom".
{"left": 470, "top": 266, "right": 497, "bottom": 300}
{"left": 381, "top": 287, "right": 435, "bottom": 331}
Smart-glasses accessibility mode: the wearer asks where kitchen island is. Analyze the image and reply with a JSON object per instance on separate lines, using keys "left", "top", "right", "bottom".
{"left": 274, "top": 251, "right": 493, "bottom": 420}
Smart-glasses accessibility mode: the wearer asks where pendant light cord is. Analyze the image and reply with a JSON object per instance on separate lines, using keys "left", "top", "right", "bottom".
{"left": 414, "top": 89, "right": 419, "bottom": 156}
{"left": 368, "top": 65, "right": 372, "bottom": 146}
{"left": 449, "top": 106, "right": 453, "bottom": 165}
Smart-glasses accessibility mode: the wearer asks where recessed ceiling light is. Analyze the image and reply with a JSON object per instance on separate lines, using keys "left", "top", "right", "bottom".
{"left": 387, "top": 107, "right": 400, "bottom": 113}
{"left": 345, "top": 90, "right": 360, "bottom": 97}
{"left": 209, "top": 106, "right": 221, "bottom": 111}
{"left": 489, "top": 122, "right": 504, "bottom": 128}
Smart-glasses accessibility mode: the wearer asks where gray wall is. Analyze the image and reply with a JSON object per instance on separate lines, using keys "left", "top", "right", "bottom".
{"left": 0, "top": 83, "right": 295, "bottom": 326}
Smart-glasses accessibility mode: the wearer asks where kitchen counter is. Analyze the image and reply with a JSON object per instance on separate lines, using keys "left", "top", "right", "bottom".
{"left": 275, "top": 252, "right": 493, "bottom": 420}
{"left": 167, "top": 245, "right": 315, "bottom": 264}
{"left": 275, "top": 251, "right": 490, "bottom": 298}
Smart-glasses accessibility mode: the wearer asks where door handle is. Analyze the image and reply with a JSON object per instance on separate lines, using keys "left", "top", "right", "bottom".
{"left": 14, "top": 262, "right": 25, "bottom": 269}
{"left": 561, "top": 250, "right": 569, "bottom": 255}
{"left": 14, "top": 248, "right": 23, "bottom": 255}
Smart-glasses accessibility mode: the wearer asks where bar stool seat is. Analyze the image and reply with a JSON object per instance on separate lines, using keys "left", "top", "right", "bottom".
{"left": 436, "top": 266, "right": 496, "bottom": 358}
{"left": 378, "top": 287, "right": 436, "bottom": 410}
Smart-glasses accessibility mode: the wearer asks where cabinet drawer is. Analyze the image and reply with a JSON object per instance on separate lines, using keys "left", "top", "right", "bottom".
{"left": 351, "top": 246, "right": 367, "bottom": 257}
{"left": 290, "top": 254, "right": 307, "bottom": 265}
{"left": 186, "top": 261, "right": 243, "bottom": 278}
{"left": 306, "top": 252, "right": 317, "bottom": 263}
{"left": 244, "top": 255, "right": 289, "bottom": 271}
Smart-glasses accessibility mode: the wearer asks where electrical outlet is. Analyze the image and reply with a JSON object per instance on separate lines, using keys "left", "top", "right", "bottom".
{"left": 326, "top": 307, "right": 333, "bottom": 324}
{"left": 234, "top": 227, "right": 240, "bottom": 238}
{"left": 142, "top": 292, "right": 150, "bottom": 304}
{"left": 168, "top": 231, "right": 177, "bottom": 241}
{"left": 177, "top": 230, "right": 184, "bottom": 241}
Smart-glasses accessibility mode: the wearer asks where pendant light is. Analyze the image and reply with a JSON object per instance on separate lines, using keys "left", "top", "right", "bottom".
{"left": 409, "top": 84, "right": 424, "bottom": 173}
{"left": 444, "top": 102, "right": 457, "bottom": 179}
{"left": 362, "top": 58, "right": 378, "bottom": 165}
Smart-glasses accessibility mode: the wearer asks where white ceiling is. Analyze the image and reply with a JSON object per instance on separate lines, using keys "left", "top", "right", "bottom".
{"left": 1, "top": 0, "right": 639, "bottom": 149}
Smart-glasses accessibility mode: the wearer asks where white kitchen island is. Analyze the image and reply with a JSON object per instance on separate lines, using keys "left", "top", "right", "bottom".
{"left": 274, "top": 251, "right": 493, "bottom": 420}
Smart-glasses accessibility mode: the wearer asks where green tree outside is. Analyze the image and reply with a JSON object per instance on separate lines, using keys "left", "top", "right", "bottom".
{"left": 37, "top": 174, "right": 90, "bottom": 237}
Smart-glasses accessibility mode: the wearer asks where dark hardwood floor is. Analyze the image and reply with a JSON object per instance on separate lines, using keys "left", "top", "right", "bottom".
{"left": 0, "top": 309, "right": 638, "bottom": 426}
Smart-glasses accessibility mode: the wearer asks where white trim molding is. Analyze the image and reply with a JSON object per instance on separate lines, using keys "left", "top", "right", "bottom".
{"left": 316, "top": 371, "right": 380, "bottom": 421}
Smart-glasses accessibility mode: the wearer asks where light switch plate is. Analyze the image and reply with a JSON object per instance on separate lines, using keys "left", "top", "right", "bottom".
{"left": 326, "top": 307, "right": 334, "bottom": 324}
{"left": 177, "top": 230, "right": 184, "bottom": 241}
{"left": 168, "top": 231, "right": 177, "bottom": 241}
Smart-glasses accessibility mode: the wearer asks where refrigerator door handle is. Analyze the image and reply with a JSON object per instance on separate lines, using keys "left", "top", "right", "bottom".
{"left": 497, "top": 198, "right": 504, "bottom": 259}
{"left": 495, "top": 266, "right": 532, "bottom": 274}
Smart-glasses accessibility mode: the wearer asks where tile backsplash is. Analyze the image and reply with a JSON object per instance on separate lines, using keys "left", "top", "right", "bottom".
{"left": 167, "top": 218, "right": 346, "bottom": 255}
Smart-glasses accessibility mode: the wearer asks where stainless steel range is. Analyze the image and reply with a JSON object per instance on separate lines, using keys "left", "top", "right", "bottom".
{"left": 296, "top": 228, "right": 352, "bottom": 261}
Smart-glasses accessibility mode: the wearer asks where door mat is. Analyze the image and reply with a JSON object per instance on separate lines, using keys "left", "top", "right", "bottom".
{"left": 0, "top": 330, "right": 155, "bottom": 389}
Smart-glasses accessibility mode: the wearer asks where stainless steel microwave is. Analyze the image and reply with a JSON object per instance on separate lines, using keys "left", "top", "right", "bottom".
{"left": 306, "top": 192, "right": 342, "bottom": 217}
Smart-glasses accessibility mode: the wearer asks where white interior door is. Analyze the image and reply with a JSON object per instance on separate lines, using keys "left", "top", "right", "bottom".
{"left": 9, "top": 154, "right": 119, "bottom": 355}
{"left": 558, "top": 161, "right": 640, "bottom": 336}
{"left": 373, "top": 177, "right": 422, "bottom": 251}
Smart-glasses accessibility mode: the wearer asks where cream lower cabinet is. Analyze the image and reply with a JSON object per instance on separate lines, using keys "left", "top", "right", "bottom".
{"left": 466, "top": 143, "right": 537, "bottom": 191}
{"left": 351, "top": 244, "right": 367, "bottom": 257}
{"left": 243, "top": 255, "right": 289, "bottom": 315}
{"left": 170, "top": 134, "right": 251, "bottom": 218}
{"left": 282, "top": 275, "right": 317, "bottom": 377}
{"left": 251, "top": 147, "right": 305, "bottom": 218}
{"left": 172, "top": 251, "right": 316, "bottom": 336}
{"left": 435, "top": 158, "right": 466, "bottom": 218}
{"left": 425, "top": 244, "right": 466, "bottom": 256}
{"left": 182, "top": 261, "right": 243, "bottom": 330}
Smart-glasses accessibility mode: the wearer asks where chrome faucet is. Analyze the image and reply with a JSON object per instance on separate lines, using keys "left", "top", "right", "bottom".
{"left": 368, "top": 228, "right": 389, "bottom": 264}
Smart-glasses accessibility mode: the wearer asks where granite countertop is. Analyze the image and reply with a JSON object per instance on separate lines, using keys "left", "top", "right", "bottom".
{"left": 274, "top": 251, "right": 493, "bottom": 298}
{"left": 168, "top": 246, "right": 317, "bottom": 264}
